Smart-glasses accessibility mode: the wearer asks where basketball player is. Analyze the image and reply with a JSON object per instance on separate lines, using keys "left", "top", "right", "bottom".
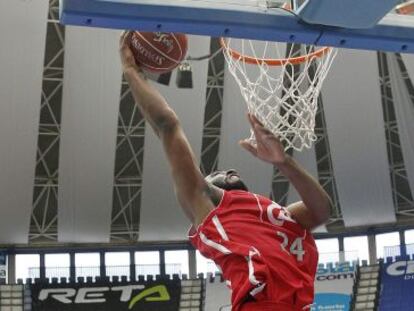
{"left": 120, "top": 31, "right": 332, "bottom": 311}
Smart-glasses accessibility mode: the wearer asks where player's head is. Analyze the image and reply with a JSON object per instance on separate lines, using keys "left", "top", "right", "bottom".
{"left": 205, "top": 169, "right": 249, "bottom": 191}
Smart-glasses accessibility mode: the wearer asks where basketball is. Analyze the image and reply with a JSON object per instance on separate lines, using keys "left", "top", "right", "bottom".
{"left": 129, "top": 31, "right": 188, "bottom": 74}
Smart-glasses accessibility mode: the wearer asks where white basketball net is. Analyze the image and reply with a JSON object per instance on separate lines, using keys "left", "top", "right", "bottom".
{"left": 221, "top": 38, "right": 337, "bottom": 151}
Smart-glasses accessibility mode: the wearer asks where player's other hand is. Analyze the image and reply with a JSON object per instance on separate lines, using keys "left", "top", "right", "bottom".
{"left": 119, "top": 31, "right": 139, "bottom": 72}
{"left": 239, "top": 113, "right": 288, "bottom": 165}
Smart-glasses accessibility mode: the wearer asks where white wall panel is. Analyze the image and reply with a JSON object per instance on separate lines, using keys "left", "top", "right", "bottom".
{"left": 58, "top": 27, "right": 122, "bottom": 243}
{"left": 139, "top": 36, "right": 210, "bottom": 241}
{"left": 0, "top": 0, "right": 48, "bottom": 243}
{"left": 322, "top": 49, "right": 395, "bottom": 227}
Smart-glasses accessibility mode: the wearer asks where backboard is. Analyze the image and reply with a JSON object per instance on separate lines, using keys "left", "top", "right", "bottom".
{"left": 59, "top": 0, "right": 414, "bottom": 53}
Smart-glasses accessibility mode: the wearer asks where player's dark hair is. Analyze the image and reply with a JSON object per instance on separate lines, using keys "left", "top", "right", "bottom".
{"left": 207, "top": 170, "right": 249, "bottom": 192}
{"left": 213, "top": 179, "right": 249, "bottom": 192}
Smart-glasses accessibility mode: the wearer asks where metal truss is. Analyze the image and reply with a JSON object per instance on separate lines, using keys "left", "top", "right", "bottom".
{"left": 110, "top": 82, "right": 146, "bottom": 242}
{"left": 270, "top": 95, "right": 343, "bottom": 229}
{"left": 396, "top": 54, "right": 414, "bottom": 214}
{"left": 28, "top": 0, "right": 146, "bottom": 243}
{"left": 310, "top": 50, "right": 343, "bottom": 228}
{"left": 271, "top": 44, "right": 300, "bottom": 205}
{"left": 30, "top": 0, "right": 64, "bottom": 242}
{"left": 378, "top": 52, "right": 414, "bottom": 219}
{"left": 314, "top": 98, "right": 343, "bottom": 229}
{"left": 200, "top": 39, "right": 225, "bottom": 176}
{"left": 271, "top": 47, "right": 343, "bottom": 229}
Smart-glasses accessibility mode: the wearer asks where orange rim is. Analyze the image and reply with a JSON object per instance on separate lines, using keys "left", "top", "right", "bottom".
{"left": 219, "top": 38, "right": 331, "bottom": 66}
{"left": 219, "top": 2, "right": 331, "bottom": 66}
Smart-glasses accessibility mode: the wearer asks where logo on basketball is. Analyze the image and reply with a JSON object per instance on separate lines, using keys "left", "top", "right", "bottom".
{"left": 153, "top": 32, "right": 175, "bottom": 54}
{"left": 131, "top": 36, "right": 166, "bottom": 66}
{"left": 129, "top": 32, "right": 188, "bottom": 74}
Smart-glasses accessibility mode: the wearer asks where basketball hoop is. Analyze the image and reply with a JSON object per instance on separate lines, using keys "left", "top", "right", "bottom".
{"left": 220, "top": 27, "right": 337, "bottom": 151}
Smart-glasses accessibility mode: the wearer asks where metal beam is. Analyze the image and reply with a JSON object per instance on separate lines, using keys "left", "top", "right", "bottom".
{"left": 60, "top": 0, "right": 414, "bottom": 53}
{"left": 30, "top": 0, "right": 64, "bottom": 243}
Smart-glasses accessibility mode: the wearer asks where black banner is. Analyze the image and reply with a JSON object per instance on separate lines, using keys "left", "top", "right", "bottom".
{"left": 31, "top": 279, "right": 181, "bottom": 311}
{"left": 0, "top": 252, "right": 6, "bottom": 280}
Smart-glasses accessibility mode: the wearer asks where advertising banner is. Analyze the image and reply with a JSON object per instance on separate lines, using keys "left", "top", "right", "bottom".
{"left": 311, "top": 263, "right": 355, "bottom": 311}
{"left": 31, "top": 279, "right": 181, "bottom": 311}
{"left": 379, "top": 259, "right": 414, "bottom": 310}
{"left": 0, "top": 252, "right": 6, "bottom": 282}
{"left": 382, "top": 259, "right": 414, "bottom": 284}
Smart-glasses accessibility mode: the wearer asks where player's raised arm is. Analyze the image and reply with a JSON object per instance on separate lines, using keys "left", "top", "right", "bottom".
{"left": 119, "top": 31, "right": 215, "bottom": 226}
{"left": 240, "top": 113, "right": 332, "bottom": 230}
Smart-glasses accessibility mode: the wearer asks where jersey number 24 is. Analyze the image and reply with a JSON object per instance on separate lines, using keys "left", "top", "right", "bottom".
{"left": 277, "top": 231, "right": 305, "bottom": 262}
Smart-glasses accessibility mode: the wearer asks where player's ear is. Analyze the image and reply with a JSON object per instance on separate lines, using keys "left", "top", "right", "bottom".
{"left": 205, "top": 182, "right": 224, "bottom": 206}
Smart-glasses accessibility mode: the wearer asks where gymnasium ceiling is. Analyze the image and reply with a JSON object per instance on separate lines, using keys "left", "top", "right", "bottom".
{"left": 0, "top": 0, "right": 414, "bottom": 245}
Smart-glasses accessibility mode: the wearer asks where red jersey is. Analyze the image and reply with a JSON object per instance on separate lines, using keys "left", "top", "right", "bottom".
{"left": 189, "top": 190, "right": 318, "bottom": 311}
